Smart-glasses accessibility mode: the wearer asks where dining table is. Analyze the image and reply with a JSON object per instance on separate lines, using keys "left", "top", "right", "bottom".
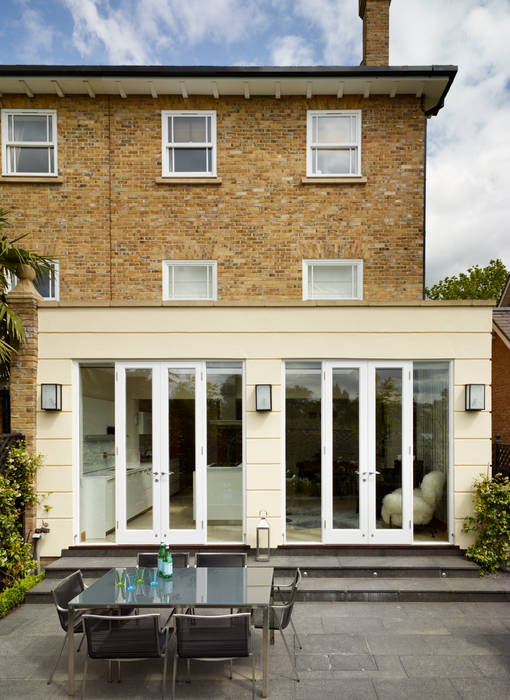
{"left": 66, "top": 565, "right": 274, "bottom": 697}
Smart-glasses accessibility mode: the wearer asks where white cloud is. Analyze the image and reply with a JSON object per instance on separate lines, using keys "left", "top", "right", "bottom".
{"left": 270, "top": 35, "right": 314, "bottom": 65}
{"left": 293, "top": 0, "right": 361, "bottom": 64}
{"left": 14, "top": 1, "right": 57, "bottom": 61}
{"left": 63, "top": 0, "right": 265, "bottom": 64}
{"left": 391, "top": 0, "right": 510, "bottom": 283}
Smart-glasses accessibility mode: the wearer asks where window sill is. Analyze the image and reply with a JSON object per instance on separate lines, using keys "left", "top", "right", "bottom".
{"left": 0, "top": 175, "right": 63, "bottom": 184}
{"left": 301, "top": 176, "right": 367, "bottom": 184}
{"left": 155, "top": 177, "right": 222, "bottom": 185}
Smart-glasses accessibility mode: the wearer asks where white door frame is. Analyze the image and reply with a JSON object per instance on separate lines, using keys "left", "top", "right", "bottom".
{"left": 322, "top": 360, "right": 413, "bottom": 545}
{"left": 115, "top": 361, "right": 206, "bottom": 545}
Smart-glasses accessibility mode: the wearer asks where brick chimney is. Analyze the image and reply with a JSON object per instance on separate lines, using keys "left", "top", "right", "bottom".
{"left": 359, "top": 0, "right": 391, "bottom": 66}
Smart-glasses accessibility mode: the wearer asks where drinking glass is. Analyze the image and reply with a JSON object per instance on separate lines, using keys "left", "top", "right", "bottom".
{"left": 148, "top": 567, "right": 158, "bottom": 586}
{"left": 136, "top": 566, "right": 145, "bottom": 584}
{"left": 115, "top": 568, "right": 126, "bottom": 587}
{"left": 125, "top": 570, "right": 137, "bottom": 591}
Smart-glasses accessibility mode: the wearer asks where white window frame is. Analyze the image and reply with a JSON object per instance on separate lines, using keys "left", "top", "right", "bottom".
{"left": 306, "top": 110, "right": 361, "bottom": 177}
{"left": 162, "top": 260, "right": 217, "bottom": 301}
{"left": 302, "top": 259, "right": 363, "bottom": 300}
{"left": 1, "top": 109, "right": 58, "bottom": 176}
{"left": 7, "top": 260, "right": 60, "bottom": 300}
{"left": 161, "top": 110, "right": 217, "bottom": 178}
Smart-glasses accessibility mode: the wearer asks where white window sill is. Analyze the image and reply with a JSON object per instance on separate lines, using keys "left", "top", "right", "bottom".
{"left": 301, "top": 176, "right": 367, "bottom": 184}
{"left": 0, "top": 175, "right": 62, "bottom": 183}
{"left": 156, "top": 177, "right": 222, "bottom": 185}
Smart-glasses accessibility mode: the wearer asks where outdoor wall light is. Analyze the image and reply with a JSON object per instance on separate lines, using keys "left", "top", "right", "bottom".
{"left": 465, "top": 384, "right": 485, "bottom": 411}
{"left": 41, "top": 384, "right": 62, "bottom": 411}
{"left": 255, "top": 384, "right": 272, "bottom": 411}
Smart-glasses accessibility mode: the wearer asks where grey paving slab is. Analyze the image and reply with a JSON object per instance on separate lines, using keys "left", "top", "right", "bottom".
{"left": 471, "top": 655, "right": 510, "bottom": 678}
{"left": 295, "top": 678, "right": 377, "bottom": 700}
{"left": 450, "top": 678, "right": 510, "bottom": 700}
{"left": 399, "top": 654, "right": 480, "bottom": 678}
{"left": 329, "top": 654, "right": 377, "bottom": 671}
{"left": 373, "top": 678, "right": 461, "bottom": 700}
{"left": 300, "top": 633, "right": 369, "bottom": 654}
{"left": 322, "top": 616, "right": 385, "bottom": 633}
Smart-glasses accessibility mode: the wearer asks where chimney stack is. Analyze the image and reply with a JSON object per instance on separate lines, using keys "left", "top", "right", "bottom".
{"left": 359, "top": 0, "right": 391, "bottom": 66}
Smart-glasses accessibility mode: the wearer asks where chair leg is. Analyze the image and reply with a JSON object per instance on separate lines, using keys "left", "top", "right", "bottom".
{"left": 186, "top": 658, "right": 191, "bottom": 683}
{"left": 47, "top": 635, "right": 66, "bottom": 685}
{"left": 117, "top": 660, "right": 121, "bottom": 682}
{"left": 162, "top": 650, "right": 169, "bottom": 700}
{"left": 279, "top": 628, "right": 299, "bottom": 682}
{"left": 229, "top": 658, "right": 233, "bottom": 680}
{"left": 251, "top": 653, "right": 256, "bottom": 700}
{"left": 290, "top": 617, "right": 303, "bottom": 649}
{"left": 107, "top": 659, "right": 112, "bottom": 683}
{"left": 77, "top": 632, "right": 86, "bottom": 653}
{"left": 80, "top": 655, "right": 88, "bottom": 700}
{"left": 171, "top": 654, "right": 178, "bottom": 699}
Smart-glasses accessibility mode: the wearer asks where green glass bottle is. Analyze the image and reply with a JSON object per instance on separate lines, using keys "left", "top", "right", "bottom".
{"left": 158, "top": 543, "right": 165, "bottom": 577}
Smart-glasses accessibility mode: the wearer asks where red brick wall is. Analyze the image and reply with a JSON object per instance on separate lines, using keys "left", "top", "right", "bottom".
{"left": 492, "top": 332, "right": 510, "bottom": 442}
{"left": 0, "top": 93, "right": 425, "bottom": 303}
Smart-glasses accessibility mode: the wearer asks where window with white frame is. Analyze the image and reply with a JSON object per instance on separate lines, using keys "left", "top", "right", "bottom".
{"left": 161, "top": 111, "right": 216, "bottom": 177}
{"left": 163, "top": 261, "right": 217, "bottom": 300}
{"left": 307, "top": 110, "right": 361, "bottom": 177}
{"left": 7, "top": 260, "right": 59, "bottom": 300}
{"left": 1, "top": 109, "right": 58, "bottom": 176}
{"left": 303, "top": 260, "right": 363, "bottom": 300}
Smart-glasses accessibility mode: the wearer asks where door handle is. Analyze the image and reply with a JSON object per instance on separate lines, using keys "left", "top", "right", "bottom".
{"left": 355, "top": 471, "right": 368, "bottom": 475}
{"left": 153, "top": 472, "right": 159, "bottom": 476}
{"left": 369, "top": 471, "right": 381, "bottom": 475}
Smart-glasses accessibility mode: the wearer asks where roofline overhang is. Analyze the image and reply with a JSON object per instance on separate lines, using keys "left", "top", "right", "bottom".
{"left": 0, "top": 64, "right": 457, "bottom": 116}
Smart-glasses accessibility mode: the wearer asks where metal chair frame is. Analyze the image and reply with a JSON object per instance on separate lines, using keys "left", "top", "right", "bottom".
{"left": 81, "top": 613, "right": 171, "bottom": 700}
{"left": 172, "top": 612, "right": 255, "bottom": 700}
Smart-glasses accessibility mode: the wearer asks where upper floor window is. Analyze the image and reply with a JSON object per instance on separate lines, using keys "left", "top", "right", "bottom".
{"left": 161, "top": 111, "right": 216, "bottom": 177}
{"left": 163, "top": 260, "right": 217, "bottom": 300}
{"left": 303, "top": 259, "right": 363, "bottom": 300}
{"left": 7, "top": 260, "right": 59, "bottom": 300}
{"left": 1, "top": 109, "right": 58, "bottom": 176}
{"left": 306, "top": 110, "right": 361, "bottom": 177}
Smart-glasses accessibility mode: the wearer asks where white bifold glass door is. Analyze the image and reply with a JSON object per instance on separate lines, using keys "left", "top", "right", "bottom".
{"left": 323, "top": 361, "right": 413, "bottom": 544}
{"left": 115, "top": 362, "right": 205, "bottom": 545}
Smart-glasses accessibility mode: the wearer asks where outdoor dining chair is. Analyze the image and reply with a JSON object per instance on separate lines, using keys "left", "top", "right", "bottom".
{"left": 81, "top": 613, "right": 172, "bottom": 699}
{"left": 138, "top": 551, "right": 189, "bottom": 568}
{"left": 172, "top": 612, "right": 255, "bottom": 699}
{"left": 252, "top": 568, "right": 302, "bottom": 681}
{"left": 47, "top": 570, "right": 98, "bottom": 686}
{"left": 195, "top": 552, "right": 246, "bottom": 567}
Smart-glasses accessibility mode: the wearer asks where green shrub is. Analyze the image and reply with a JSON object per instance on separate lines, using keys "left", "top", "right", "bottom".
{"left": 0, "top": 441, "right": 42, "bottom": 589}
{"left": 0, "top": 572, "right": 45, "bottom": 618}
{"left": 463, "top": 473, "right": 510, "bottom": 574}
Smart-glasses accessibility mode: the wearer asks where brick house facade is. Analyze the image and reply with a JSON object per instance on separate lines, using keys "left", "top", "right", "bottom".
{"left": 1, "top": 0, "right": 492, "bottom": 555}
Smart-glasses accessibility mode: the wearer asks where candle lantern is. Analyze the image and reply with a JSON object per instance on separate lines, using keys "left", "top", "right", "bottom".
{"left": 256, "top": 510, "right": 270, "bottom": 561}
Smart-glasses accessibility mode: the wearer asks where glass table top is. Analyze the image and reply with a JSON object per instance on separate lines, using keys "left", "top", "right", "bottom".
{"left": 69, "top": 567, "right": 274, "bottom": 609}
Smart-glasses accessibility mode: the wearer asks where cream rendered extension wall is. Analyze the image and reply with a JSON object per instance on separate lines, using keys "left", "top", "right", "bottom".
{"left": 36, "top": 302, "right": 492, "bottom": 556}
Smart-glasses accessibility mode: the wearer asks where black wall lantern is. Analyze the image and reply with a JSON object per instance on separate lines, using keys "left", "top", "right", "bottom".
{"left": 465, "top": 384, "right": 485, "bottom": 411}
{"left": 41, "top": 384, "right": 62, "bottom": 411}
{"left": 255, "top": 384, "right": 272, "bottom": 411}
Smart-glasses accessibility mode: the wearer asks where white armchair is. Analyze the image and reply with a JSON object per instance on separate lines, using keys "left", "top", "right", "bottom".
{"left": 381, "top": 470, "right": 445, "bottom": 527}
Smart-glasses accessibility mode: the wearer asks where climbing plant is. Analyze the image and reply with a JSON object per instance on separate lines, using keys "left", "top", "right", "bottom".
{"left": 0, "top": 441, "right": 41, "bottom": 589}
{"left": 463, "top": 473, "right": 510, "bottom": 574}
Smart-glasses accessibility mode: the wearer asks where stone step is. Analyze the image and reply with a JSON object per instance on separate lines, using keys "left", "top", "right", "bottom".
{"left": 25, "top": 572, "right": 510, "bottom": 604}
{"left": 43, "top": 553, "right": 480, "bottom": 580}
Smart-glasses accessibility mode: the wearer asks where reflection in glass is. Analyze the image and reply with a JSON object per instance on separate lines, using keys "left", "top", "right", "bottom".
{"left": 413, "top": 362, "right": 449, "bottom": 542}
{"left": 168, "top": 370, "right": 196, "bottom": 530}
{"left": 375, "top": 368, "right": 403, "bottom": 529}
{"left": 332, "top": 369, "right": 359, "bottom": 529}
{"left": 79, "top": 365, "right": 115, "bottom": 542}
{"left": 126, "top": 369, "right": 153, "bottom": 530}
{"left": 206, "top": 362, "right": 243, "bottom": 542}
{"left": 286, "top": 363, "right": 321, "bottom": 541}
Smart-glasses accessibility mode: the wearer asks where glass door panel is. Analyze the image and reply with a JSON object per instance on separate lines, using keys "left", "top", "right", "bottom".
{"left": 168, "top": 369, "right": 196, "bottom": 531}
{"left": 369, "top": 362, "right": 412, "bottom": 544}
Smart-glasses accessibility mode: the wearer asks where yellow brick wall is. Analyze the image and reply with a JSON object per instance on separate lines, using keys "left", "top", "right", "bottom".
{"left": 0, "top": 93, "right": 425, "bottom": 302}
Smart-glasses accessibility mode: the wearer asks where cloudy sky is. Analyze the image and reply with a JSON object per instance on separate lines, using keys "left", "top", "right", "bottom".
{"left": 1, "top": 0, "right": 509, "bottom": 285}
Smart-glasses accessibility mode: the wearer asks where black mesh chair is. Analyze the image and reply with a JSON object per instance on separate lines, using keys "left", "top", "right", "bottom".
{"left": 137, "top": 552, "right": 158, "bottom": 568}
{"left": 172, "top": 613, "right": 255, "bottom": 699}
{"left": 195, "top": 552, "right": 246, "bottom": 568}
{"left": 47, "top": 570, "right": 97, "bottom": 685}
{"left": 252, "top": 568, "right": 302, "bottom": 681}
{"left": 171, "top": 552, "right": 189, "bottom": 568}
{"left": 81, "top": 613, "right": 172, "bottom": 699}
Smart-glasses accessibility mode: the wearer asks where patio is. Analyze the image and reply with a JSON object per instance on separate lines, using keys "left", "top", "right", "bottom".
{"left": 1, "top": 600, "right": 509, "bottom": 699}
